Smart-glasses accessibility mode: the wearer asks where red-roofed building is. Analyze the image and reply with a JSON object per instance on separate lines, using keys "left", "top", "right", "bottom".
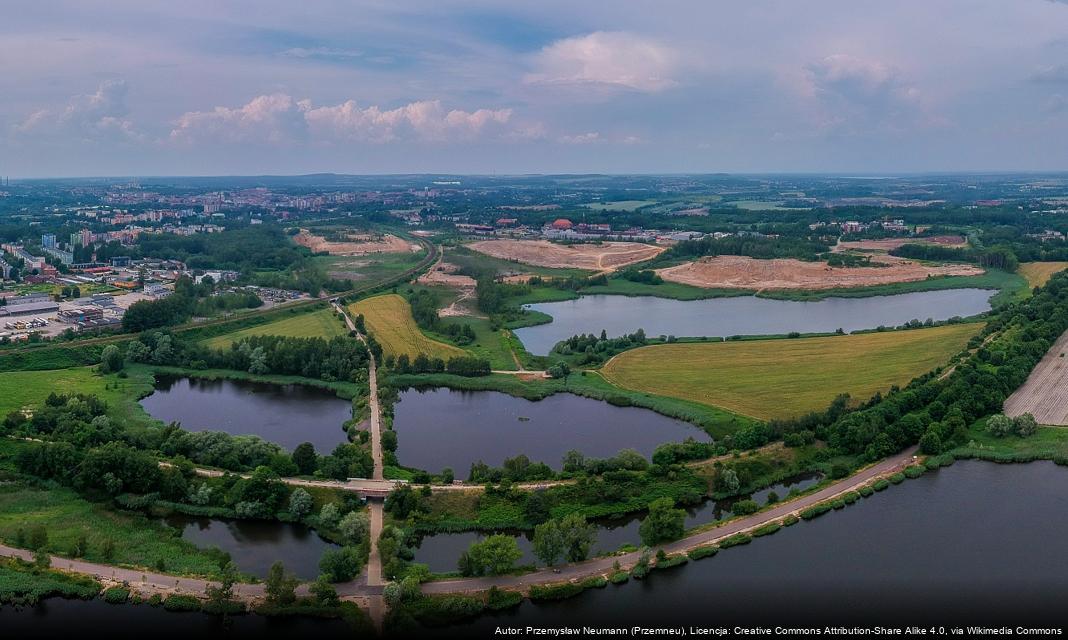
{"left": 551, "top": 218, "right": 573, "bottom": 230}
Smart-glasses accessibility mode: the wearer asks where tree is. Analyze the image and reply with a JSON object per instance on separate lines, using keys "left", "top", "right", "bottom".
{"left": 319, "top": 547, "right": 363, "bottom": 582}
{"left": 292, "top": 442, "right": 317, "bottom": 475}
{"left": 338, "top": 510, "right": 370, "bottom": 545}
{"left": 205, "top": 562, "right": 237, "bottom": 606}
{"left": 532, "top": 520, "right": 565, "bottom": 567}
{"left": 719, "top": 469, "right": 740, "bottom": 494}
{"left": 247, "top": 347, "right": 268, "bottom": 375}
{"left": 287, "top": 488, "right": 313, "bottom": 520}
{"left": 33, "top": 548, "right": 51, "bottom": 569}
{"left": 1014, "top": 413, "right": 1038, "bottom": 437}
{"left": 986, "top": 414, "right": 1014, "bottom": 438}
{"left": 100, "top": 345, "right": 124, "bottom": 374}
{"left": 559, "top": 513, "right": 596, "bottom": 562}
{"left": 318, "top": 502, "right": 341, "bottom": 528}
{"left": 458, "top": 535, "right": 522, "bottom": 576}
{"left": 639, "top": 497, "right": 685, "bottom": 546}
{"left": 264, "top": 562, "right": 298, "bottom": 605}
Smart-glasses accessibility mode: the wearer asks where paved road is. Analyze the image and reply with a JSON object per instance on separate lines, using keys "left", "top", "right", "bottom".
{"left": 423, "top": 446, "right": 918, "bottom": 594}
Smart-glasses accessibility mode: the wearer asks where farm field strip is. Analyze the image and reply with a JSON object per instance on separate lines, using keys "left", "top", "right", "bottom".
{"left": 347, "top": 294, "right": 466, "bottom": 360}
{"left": 601, "top": 324, "right": 982, "bottom": 420}
{"left": 1004, "top": 329, "right": 1068, "bottom": 426}
{"left": 202, "top": 308, "right": 348, "bottom": 350}
{"left": 1018, "top": 262, "right": 1068, "bottom": 290}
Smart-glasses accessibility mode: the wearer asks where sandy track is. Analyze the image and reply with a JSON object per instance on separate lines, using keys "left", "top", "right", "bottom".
{"left": 467, "top": 239, "right": 663, "bottom": 271}
{"left": 657, "top": 255, "right": 984, "bottom": 290}
{"left": 294, "top": 229, "right": 417, "bottom": 255}
{"left": 1004, "top": 329, "right": 1068, "bottom": 425}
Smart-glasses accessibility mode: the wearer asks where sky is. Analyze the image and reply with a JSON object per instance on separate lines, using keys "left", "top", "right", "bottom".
{"left": 3, "top": 0, "right": 1068, "bottom": 177}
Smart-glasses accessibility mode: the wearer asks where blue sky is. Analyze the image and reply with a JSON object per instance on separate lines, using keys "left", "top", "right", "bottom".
{"left": 3, "top": 0, "right": 1068, "bottom": 177}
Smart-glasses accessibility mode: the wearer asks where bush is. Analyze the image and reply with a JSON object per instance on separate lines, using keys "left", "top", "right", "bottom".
{"left": 782, "top": 514, "right": 799, "bottom": 526}
{"left": 831, "top": 499, "right": 846, "bottom": 509}
{"left": 688, "top": 545, "right": 719, "bottom": 561}
{"left": 163, "top": 594, "right": 202, "bottom": 612}
{"left": 800, "top": 503, "right": 833, "bottom": 520}
{"left": 718, "top": 533, "right": 752, "bottom": 549}
{"left": 904, "top": 465, "right": 925, "bottom": 479}
{"left": 730, "top": 499, "right": 759, "bottom": 516}
{"left": 102, "top": 586, "right": 129, "bottom": 604}
{"left": 842, "top": 491, "right": 860, "bottom": 504}
{"left": 858, "top": 485, "right": 875, "bottom": 497}
{"left": 872, "top": 478, "right": 890, "bottom": 491}
{"left": 485, "top": 587, "right": 522, "bottom": 611}
{"left": 529, "top": 582, "right": 584, "bottom": 601}
{"left": 751, "top": 522, "right": 781, "bottom": 537}
{"left": 654, "top": 554, "right": 689, "bottom": 570}
{"left": 609, "top": 570, "right": 630, "bottom": 584}
{"left": 889, "top": 473, "right": 906, "bottom": 485}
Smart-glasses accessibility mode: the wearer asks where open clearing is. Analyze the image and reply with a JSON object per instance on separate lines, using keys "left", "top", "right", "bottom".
{"left": 582, "top": 200, "right": 658, "bottom": 212}
{"left": 835, "top": 235, "right": 967, "bottom": 252}
{"left": 656, "top": 255, "right": 984, "bottom": 291}
{"left": 601, "top": 324, "right": 981, "bottom": 420}
{"left": 347, "top": 294, "right": 466, "bottom": 360}
{"left": 467, "top": 239, "right": 664, "bottom": 271}
{"left": 1018, "top": 262, "right": 1068, "bottom": 290}
{"left": 1004, "top": 329, "right": 1068, "bottom": 425}
{"left": 203, "top": 307, "right": 347, "bottom": 350}
{"left": 0, "top": 367, "right": 136, "bottom": 416}
{"left": 294, "top": 229, "right": 418, "bottom": 255}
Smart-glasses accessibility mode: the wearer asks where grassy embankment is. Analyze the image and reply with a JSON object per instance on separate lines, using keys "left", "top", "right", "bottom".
{"left": 601, "top": 323, "right": 982, "bottom": 421}
{"left": 202, "top": 306, "right": 348, "bottom": 350}
{"left": 951, "top": 416, "right": 1068, "bottom": 463}
{"left": 348, "top": 294, "right": 465, "bottom": 360}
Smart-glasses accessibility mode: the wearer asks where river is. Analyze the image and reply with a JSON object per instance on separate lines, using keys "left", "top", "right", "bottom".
{"left": 515, "top": 289, "right": 994, "bottom": 354}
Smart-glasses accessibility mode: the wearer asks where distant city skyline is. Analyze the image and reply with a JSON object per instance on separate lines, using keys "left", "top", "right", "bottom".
{"left": 4, "top": 0, "right": 1068, "bottom": 177}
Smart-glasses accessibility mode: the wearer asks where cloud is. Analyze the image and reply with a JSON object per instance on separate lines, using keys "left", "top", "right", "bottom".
{"left": 15, "top": 79, "right": 142, "bottom": 142}
{"left": 525, "top": 31, "right": 678, "bottom": 92}
{"left": 1031, "top": 64, "right": 1068, "bottom": 84}
{"left": 170, "top": 94, "right": 514, "bottom": 144}
{"left": 557, "top": 132, "right": 600, "bottom": 144}
{"left": 801, "top": 54, "right": 926, "bottom": 134}
{"left": 280, "top": 47, "right": 364, "bottom": 60}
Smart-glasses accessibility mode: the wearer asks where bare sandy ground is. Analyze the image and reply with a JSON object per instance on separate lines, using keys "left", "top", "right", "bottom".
{"left": 467, "top": 239, "right": 663, "bottom": 271}
{"left": 416, "top": 262, "right": 481, "bottom": 317}
{"left": 295, "top": 229, "right": 418, "bottom": 255}
{"left": 657, "top": 255, "right": 984, "bottom": 290}
{"left": 1004, "top": 329, "right": 1068, "bottom": 425}
{"left": 835, "top": 235, "right": 967, "bottom": 252}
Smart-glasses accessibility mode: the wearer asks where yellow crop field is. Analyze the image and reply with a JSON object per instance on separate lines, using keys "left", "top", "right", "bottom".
{"left": 348, "top": 294, "right": 466, "bottom": 360}
{"left": 1018, "top": 262, "right": 1068, "bottom": 290}
{"left": 203, "top": 308, "right": 347, "bottom": 350}
{"left": 601, "top": 323, "right": 982, "bottom": 420}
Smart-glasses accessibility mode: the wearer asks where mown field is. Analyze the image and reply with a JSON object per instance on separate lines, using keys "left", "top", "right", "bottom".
{"left": 348, "top": 294, "right": 466, "bottom": 360}
{"left": 0, "top": 367, "right": 153, "bottom": 418}
{"left": 1018, "top": 262, "right": 1068, "bottom": 290}
{"left": 202, "top": 307, "right": 348, "bottom": 350}
{"left": 600, "top": 323, "right": 982, "bottom": 420}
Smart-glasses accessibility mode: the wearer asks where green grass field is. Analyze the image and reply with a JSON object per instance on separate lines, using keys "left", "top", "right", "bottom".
{"left": 348, "top": 294, "right": 466, "bottom": 360}
{"left": 0, "top": 367, "right": 154, "bottom": 418}
{"left": 601, "top": 324, "right": 982, "bottom": 420}
{"left": 582, "top": 200, "right": 658, "bottom": 212}
{"left": 202, "top": 307, "right": 348, "bottom": 350}
{"left": 1018, "top": 262, "right": 1068, "bottom": 290}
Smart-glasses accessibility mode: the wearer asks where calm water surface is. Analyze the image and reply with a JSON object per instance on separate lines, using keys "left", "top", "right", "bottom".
{"left": 516, "top": 289, "right": 993, "bottom": 354}
{"left": 393, "top": 388, "right": 712, "bottom": 473}
{"left": 163, "top": 514, "right": 337, "bottom": 580}
{"left": 139, "top": 375, "right": 352, "bottom": 451}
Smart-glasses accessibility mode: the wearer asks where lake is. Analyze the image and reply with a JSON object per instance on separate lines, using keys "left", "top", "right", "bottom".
{"left": 163, "top": 514, "right": 338, "bottom": 580}
{"left": 139, "top": 375, "right": 353, "bottom": 452}
{"left": 392, "top": 387, "right": 711, "bottom": 473}
{"left": 515, "top": 289, "right": 994, "bottom": 354}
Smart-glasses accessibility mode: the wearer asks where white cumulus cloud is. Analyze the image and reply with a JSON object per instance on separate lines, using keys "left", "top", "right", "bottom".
{"left": 16, "top": 79, "right": 142, "bottom": 142}
{"left": 526, "top": 31, "right": 679, "bottom": 93}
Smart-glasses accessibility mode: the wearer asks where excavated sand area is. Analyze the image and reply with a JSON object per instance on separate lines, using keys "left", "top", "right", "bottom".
{"left": 656, "top": 255, "right": 984, "bottom": 290}
{"left": 835, "top": 235, "right": 967, "bottom": 252}
{"left": 467, "top": 239, "right": 663, "bottom": 271}
{"left": 294, "top": 229, "right": 418, "bottom": 255}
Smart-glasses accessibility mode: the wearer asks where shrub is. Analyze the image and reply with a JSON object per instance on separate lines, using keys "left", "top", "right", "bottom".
{"left": 485, "top": 587, "right": 522, "bottom": 611}
{"left": 163, "top": 594, "right": 202, "bottom": 612}
{"left": 718, "top": 533, "right": 752, "bottom": 549}
{"left": 889, "top": 473, "right": 906, "bottom": 485}
{"left": 872, "top": 478, "right": 890, "bottom": 491}
{"left": 609, "top": 570, "right": 630, "bottom": 584}
{"left": 858, "top": 485, "right": 875, "bottom": 498}
{"left": 800, "top": 503, "right": 833, "bottom": 520}
{"left": 782, "top": 514, "right": 799, "bottom": 526}
{"left": 751, "top": 523, "right": 781, "bottom": 538}
{"left": 730, "top": 499, "right": 759, "bottom": 516}
{"left": 529, "top": 582, "right": 584, "bottom": 601}
{"left": 842, "top": 491, "right": 860, "bottom": 504}
{"left": 904, "top": 465, "right": 925, "bottom": 479}
{"left": 654, "top": 554, "right": 689, "bottom": 570}
{"left": 688, "top": 545, "right": 719, "bottom": 561}
{"left": 102, "top": 586, "right": 129, "bottom": 604}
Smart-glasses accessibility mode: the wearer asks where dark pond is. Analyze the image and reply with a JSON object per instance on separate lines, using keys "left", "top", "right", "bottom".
{"left": 411, "top": 473, "right": 822, "bottom": 572}
{"left": 393, "top": 388, "right": 711, "bottom": 473}
{"left": 515, "top": 289, "right": 994, "bottom": 354}
{"left": 139, "top": 375, "right": 352, "bottom": 451}
{"left": 428, "top": 461, "right": 1068, "bottom": 631}
{"left": 164, "top": 514, "right": 338, "bottom": 580}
